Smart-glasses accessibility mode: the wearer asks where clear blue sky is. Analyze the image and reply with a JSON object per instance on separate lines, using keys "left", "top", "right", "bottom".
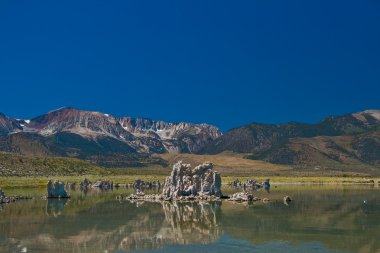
{"left": 0, "top": 0, "right": 379, "bottom": 131}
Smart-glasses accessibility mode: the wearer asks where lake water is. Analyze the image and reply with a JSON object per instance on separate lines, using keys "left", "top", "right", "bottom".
{"left": 0, "top": 185, "right": 379, "bottom": 253}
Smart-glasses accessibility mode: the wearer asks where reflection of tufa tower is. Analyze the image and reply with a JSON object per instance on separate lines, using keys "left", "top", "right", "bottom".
{"left": 119, "top": 201, "right": 222, "bottom": 249}
{"left": 157, "top": 201, "right": 221, "bottom": 244}
{"left": 46, "top": 198, "right": 69, "bottom": 217}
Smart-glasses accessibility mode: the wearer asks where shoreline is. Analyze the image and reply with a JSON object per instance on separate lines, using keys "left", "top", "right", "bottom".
{"left": 0, "top": 175, "right": 379, "bottom": 188}
{"left": 270, "top": 182, "right": 379, "bottom": 185}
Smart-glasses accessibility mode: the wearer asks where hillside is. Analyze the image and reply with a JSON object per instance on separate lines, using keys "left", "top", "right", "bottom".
{"left": 201, "top": 110, "right": 380, "bottom": 171}
{"left": 0, "top": 152, "right": 108, "bottom": 177}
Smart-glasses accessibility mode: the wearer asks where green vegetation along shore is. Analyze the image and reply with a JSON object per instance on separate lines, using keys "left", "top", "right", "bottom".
{"left": 1, "top": 175, "right": 379, "bottom": 188}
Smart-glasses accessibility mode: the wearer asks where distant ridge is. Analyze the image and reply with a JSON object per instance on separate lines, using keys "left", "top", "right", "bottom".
{"left": 200, "top": 110, "right": 380, "bottom": 168}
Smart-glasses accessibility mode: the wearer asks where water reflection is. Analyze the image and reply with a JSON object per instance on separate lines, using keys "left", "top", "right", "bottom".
{"left": 0, "top": 186, "right": 379, "bottom": 253}
{"left": 0, "top": 195, "right": 222, "bottom": 252}
{"left": 46, "top": 198, "right": 69, "bottom": 217}
{"left": 119, "top": 201, "right": 222, "bottom": 251}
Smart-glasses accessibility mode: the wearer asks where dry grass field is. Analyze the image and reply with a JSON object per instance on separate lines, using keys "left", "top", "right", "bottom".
{"left": 158, "top": 152, "right": 291, "bottom": 176}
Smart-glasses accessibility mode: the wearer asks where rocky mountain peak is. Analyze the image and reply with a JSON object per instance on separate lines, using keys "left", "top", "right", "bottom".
{"left": 352, "top": 110, "right": 380, "bottom": 123}
{"left": 118, "top": 116, "right": 222, "bottom": 153}
{"left": 0, "top": 108, "right": 222, "bottom": 154}
{"left": 118, "top": 117, "right": 221, "bottom": 140}
{"left": 27, "top": 107, "right": 127, "bottom": 139}
{"left": 0, "top": 113, "right": 22, "bottom": 134}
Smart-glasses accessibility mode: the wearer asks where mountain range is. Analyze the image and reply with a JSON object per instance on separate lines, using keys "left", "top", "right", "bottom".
{"left": 1, "top": 107, "right": 380, "bottom": 170}
{"left": 0, "top": 107, "right": 221, "bottom": 167}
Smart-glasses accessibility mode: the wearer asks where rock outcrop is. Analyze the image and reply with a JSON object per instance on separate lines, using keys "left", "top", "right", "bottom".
{"left": 127, "top": 161, "right": 222, "bottom": 201}
{"left": 47, "top": 180, "right": 69, "bottom": 198}
{"left": 161, "top": 161, "right": 222, "bottom": 200}
{"left": 92, "top": 180, "right": 113, "bottom": 190}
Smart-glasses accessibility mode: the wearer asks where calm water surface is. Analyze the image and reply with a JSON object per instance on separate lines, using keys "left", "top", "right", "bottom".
{"left": 0, "top": 185, "right": 379, "bottom": 253}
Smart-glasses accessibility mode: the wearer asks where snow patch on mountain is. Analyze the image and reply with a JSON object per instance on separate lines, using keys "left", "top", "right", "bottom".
{"left": 365, "top": 110, "right": 380, "bottom": 120}
{"left": 352, "top": 110, "right": 380, "bottom": 123}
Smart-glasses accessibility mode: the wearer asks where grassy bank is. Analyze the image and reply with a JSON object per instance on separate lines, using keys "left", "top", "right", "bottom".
{"left": 1, "top": 175, "right": 379, "bottom": 188}
{"left": 0, "top": 175, "right": 166, "bottom": 188}
{"left": 0, "top": 152, "right": 108, "bottom": 177}
{"left": 223, "top": 176, "right": 380, "bottom": 185}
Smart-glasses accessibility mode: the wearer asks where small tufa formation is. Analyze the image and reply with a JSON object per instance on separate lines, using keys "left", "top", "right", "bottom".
{"left": 229, "top": 192, "right": 257, "bottom": 202}
{"left": 0, "top": 189, "right": 5, "bottom": 201}
{"left": 228, "top": 192, "right": 270, "bottom": 203}
{"left": 0, "top": 189, "right": 12, "bottom": 204}
{"left": 92, "top": 180, "right": 113, "bottom": 190}
{"left": 132, "top": 179, "right": 144, "bottom": 191}
{"left": 80, "top": 178, "right": 92, "bottom": 190}
{"left": 0, "top": 188, "right": 31, "bottom": 204}
{"left": 132, "top": 179, "right": 161, "bottom": 190}
{"left": 65, "top": 182, "right": 77, "bottom": 190}
{"left": 229, "top": 178, "right": 270, "bottom": 190}
{"left": 283, "top": 196, "right": 292, "bottom": 206}
{"left": 264, "top": 178, "right": 270, "bottom": 188}
{"left": 161, "top": 161, "right": 222, "bottom": 200}
{"left": 47, "top": 180, "right": 69, "bottom": 198}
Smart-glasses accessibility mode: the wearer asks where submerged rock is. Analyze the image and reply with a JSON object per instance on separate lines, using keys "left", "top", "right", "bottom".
{"left": 47, "top": 180, "right": 69, "bottom": 198}
{"left": 127, "top": 191, "right": 162, "bottom": 201}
